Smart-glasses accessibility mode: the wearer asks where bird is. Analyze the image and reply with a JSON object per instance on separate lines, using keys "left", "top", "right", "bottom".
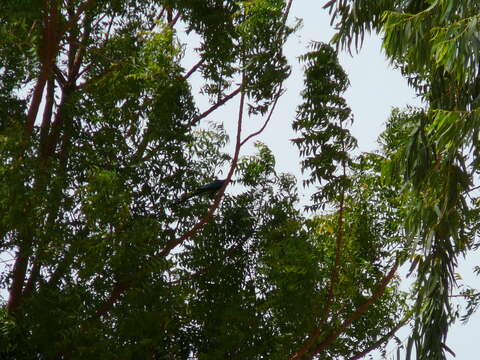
{"left": 176, "top": 179, "right": 227, "bottom": 204}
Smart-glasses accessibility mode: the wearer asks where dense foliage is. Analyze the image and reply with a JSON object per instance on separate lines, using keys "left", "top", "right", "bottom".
{"left": 1, "top": 0, "right": 477, "bottom": 359}
{"left": 327, "top": 0, "right": 480, "bottom": 359}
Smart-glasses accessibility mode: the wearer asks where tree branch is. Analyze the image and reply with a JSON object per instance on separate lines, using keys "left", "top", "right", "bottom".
{"left": 313, "top": 262, "right": 399, "bottom": 357}
{"left": 240, "top": 87, "right": 283, "bottom": 146}
{"left": 291, "top": 147, "right": 348, "bottom": 359}
{"left": 39, "top": 76, "right": 55, "bottom": 157}
{"left": 289, "top": 261, "right": 399, "bottom": 359}
{"left": 189, "top": 87, "right": 241, "bottom": 126}
{"left": 94, "top": 84, "right": 247, "bottom": 319}
{"left": 159, "top": 85, "right": 245, "bottom": 258}
{"left": 22, "top": 259, "right": 42, "bottom": 298}
{"left": 64, "top": 0, "right": 97, "bottom": 32}
{"left": 169, "top": 11, "right": 181, "bottom": 27}
{"left": 184, "top": 58, "right": 205, "bottom": 80}
{"left": 53, "top": 65, "right": 67, "bottom": 89}
{"left": 25, "top": 0, "right": 60, "bottom": 136}
{"left": 6, "top": 233, "right": 33, "bottom": 313}
{"left": 348, "top": 315, "right": 409, "bottom": 360}
{"left": 282, "top": 0, "right": 294, "bottom": 28}
{"left": 290, "top": 185, "right": 346, "bottom": 359}
{"left": 450, "top": 292, "right": 480, "bottom": 298}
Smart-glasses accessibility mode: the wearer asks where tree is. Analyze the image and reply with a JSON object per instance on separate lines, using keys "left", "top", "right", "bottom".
{"left": 1, "top": 1, "right": 407, "bottom": 359}
{"left": 326, "top": 0, "right": 480, "bottom": 358}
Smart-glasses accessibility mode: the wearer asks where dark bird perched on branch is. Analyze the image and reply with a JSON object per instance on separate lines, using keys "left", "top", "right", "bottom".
{"left": 176, "top": 179, "right": 226, "bottom": 203}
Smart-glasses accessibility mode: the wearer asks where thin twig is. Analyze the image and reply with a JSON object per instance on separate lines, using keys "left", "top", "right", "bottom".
{"left": 312, "top": 262, "right": 399, "bottom": 357}
{"left": 240, "top": 87, "right": 284, "bottom": 146}
{"left": 190, "top": 87, "right": 242, "bottom": 126}
{"left": 348, "top": 315, "right": 410, "bottom": 360}
{"left": 170, "top": 11, "right": 181, "bottom": 27}
{"left": 450, "top": 292, "right": 480, "bottom": 298}
{"left": 184, "top": 58, "right": 205, "bottom": 80}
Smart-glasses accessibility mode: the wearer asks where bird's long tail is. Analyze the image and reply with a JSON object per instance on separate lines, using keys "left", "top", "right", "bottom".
{"left": 174, "top": 189, "right": 202, "bottom": 204}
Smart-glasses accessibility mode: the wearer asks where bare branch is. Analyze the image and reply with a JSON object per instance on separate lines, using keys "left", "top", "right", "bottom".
{"left": 184, "top": 58, "right": 205, "bottom": 80}
{"left": 22, "top": 260, "right": 42, "bottom": 298}
{"left": 170, "top": 11, "right": 181, "bottom": 27}
{"left": 289, "top": 262, "right": 399, "bottom": 359}
{"left": 240, "top": 87, "right": 283, "bottom": 146}
{"left": 94, "top": 280, "right": 131, "bottom": 318}
{"left": 64, "top": 0, "right": 97, "bottom": 32}
{"left": 25, "top": 0, "right": 61, "bottom": 136}
{"left": 104, "top": 14, "right": 115, "bottom": 42}
{"left": 190, "top": 87, "right": 242, "bottom": 126}
{"left": 6, "top": 233, "right": 33, "bottom": 313}
{"left": 148, "top": 7, "right": 166, "bottom": 31}
{"left": 39, "top": 77, "right": 55, "bottom": 157}
{"left": 69, "top": 9, "right": 93, "bottom": 83}
{"left": 348, "top": 315, "right": 409, "bottom": 360}
{"left": 53, "top": 65, "right": 67, "bottom": 88}
{"left": 450, "top": 292, "right": 480, "bottom": 298}
{"left": 282, "top": 0, "right": 294, "bottom": 27}
{"left": 313, "top": 262, "right": 399, "bottom": 357}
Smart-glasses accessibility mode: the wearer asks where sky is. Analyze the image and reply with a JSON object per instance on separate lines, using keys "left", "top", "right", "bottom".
{"left": 194, "top": 1, "right": 477, "bottom": 359}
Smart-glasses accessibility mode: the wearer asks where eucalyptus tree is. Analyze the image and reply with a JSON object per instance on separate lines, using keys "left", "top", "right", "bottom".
{"left": 326, "top": 0, "right": 480, "bottom": 358}
{"left": 1, "top": 0, "right": 407, "bottom": 359}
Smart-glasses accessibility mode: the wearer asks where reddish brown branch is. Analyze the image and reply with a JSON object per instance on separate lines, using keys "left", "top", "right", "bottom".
{"left": 92, "top": 86, "right": 247, "bottom": 319}
{"left": 45, "top": 90, "right": 69, "bottom": 156}
{"left": 170, "top": 11, "right": 181, "bottom": 27}
{"left": 289, "top": 262, "right": 399, "bottom": 359}
{"left": 53, "top": 65, "right": 67, "bottom": 88}
{"left": 184, "top": 58, "right": 205, "bottom": 80}
{"left": 65, "top": 5, "right": 93, "bottom": 86}
{"left": 6, "top": 233, "right": 33, "bottom": 313}
{"left": 64, "top": 0, "right": 97, "bottom": 32}
{"left": 39, "top": 76, "right": 55, "bottom": 157}
{"left": 190, "top": 87, "right": 241, "bottom": 126}
{"left": 45, "top": 6, "right": 94, "bottom": 157}
{"left": 25, "top": 0, "right": 61, "bottom": 136}
{"left": 26, "top": 76, "right": 47, "bottom": 136}
{"left": 166, "top": 6, "right": 173, "bottom": 24}
{"left": 240, "top": 87, "right": 283, "bottom": 146}
{"left": 159, "top": 89, "right": 245, "bottom": 258}
{"left": 348, "top": 316, "right": 408, "bottom": 360}
{"left": 149, "top": 7, "right": 165, "bottom": 31}
{"left": 450, "top": 292, "right": 480, "bottom": 298}
{"left": 282, "top": 0, "right": 294, "bottom": 28}
{"left": 291, "top": 187, "right": 346, "bottom": 359}
{"left": 23, "top": 260, "right": 42, "bottom": 298}
{"left": 66, "top": 2, "right": 77, "bottom": 71}
{"left": 11, "top": 0, "right": 63, "bottom": 303}
{"left": 95, "top": 280, "right": 131, "bottom": 318}
{"left": 313, "top": 262, "right": 399, "bottom": 357}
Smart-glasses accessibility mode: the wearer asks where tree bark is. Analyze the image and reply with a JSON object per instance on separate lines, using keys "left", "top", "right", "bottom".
{"left": 25, "top": 0, "right": 60, "bottom": 137}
